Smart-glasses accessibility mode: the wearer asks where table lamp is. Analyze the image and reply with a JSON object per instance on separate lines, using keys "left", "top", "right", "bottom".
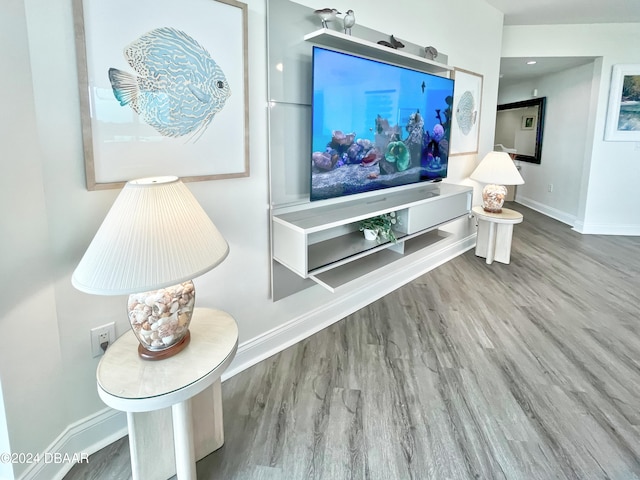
{"left": 72, "top": 176, "right": 229, "bottom": 360}
{"left": 470, "top": 151, "right": 524, "bottom": 213}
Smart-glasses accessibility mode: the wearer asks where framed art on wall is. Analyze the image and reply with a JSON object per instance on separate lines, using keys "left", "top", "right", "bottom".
{"left": 521, "top": 115, "right": 535, "bottom": 130}
{"left": 449, "top": 68, "right": 483, "bottom": 156}
{"left": 604, "top": 64, "right": 640, "bottom": 141}
{"left": 73, "top": 0, "right": 249, "bottom": 190}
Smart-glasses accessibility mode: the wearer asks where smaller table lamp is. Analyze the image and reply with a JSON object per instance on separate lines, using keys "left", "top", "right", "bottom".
{"left": 72, "top": 176, "right": 229, "bottom": 360}
{"left": 470, "top": 151, "right": 524, "bottom": 213}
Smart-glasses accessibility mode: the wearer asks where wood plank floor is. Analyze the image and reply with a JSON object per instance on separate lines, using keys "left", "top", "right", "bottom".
{"left": 65, "top": 203, "right": 640, "bottom": 480}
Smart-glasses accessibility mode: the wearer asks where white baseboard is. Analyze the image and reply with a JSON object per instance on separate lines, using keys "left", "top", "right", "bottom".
{"left": 514, "top": 196, "right": 577, "bottom": 227}
{"left": 573, "top": 220, "right": 640, "bottom": 236}
{"left": 515, "top": 196, "right": 640, "bottom": 236}
{"left": 24, "top": 233, "right": 475, "bottom": 480}
{"left": 19, "top": 408, "right": 126, "bottom": 480}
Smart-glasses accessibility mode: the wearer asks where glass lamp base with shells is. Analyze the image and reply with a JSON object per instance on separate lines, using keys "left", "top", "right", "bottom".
{"left": 127, "top": 281, "right": 196, "bottom": 360}
{"left": 481, "top": 184, "right": 508, "bottom": 213}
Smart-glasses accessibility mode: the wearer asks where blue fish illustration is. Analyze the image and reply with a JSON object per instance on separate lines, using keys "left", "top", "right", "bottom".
{"left": 455, "top": 91, "right": 476, "bottom": 136}
{"left": 108, "top": 27, "right": 231, "bottom": 140}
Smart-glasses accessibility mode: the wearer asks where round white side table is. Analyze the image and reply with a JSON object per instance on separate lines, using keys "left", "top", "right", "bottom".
{"left": 97, "top": 308, "right": 238, "bottom": 480}
{"left": 472, "top": 206, "right": 523, "bottom": 265}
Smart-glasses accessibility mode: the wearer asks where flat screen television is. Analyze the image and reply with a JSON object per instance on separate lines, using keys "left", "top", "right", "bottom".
{"left": 310, "top": 46, "right": 455, "bottom": 201}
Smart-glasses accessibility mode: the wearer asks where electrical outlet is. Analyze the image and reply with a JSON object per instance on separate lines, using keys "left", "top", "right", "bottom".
{"left": 548, "top": 183, "right": 553, "bottom": 192}
{"left": 91, "top": 323, "right": 116, "bottom": 357}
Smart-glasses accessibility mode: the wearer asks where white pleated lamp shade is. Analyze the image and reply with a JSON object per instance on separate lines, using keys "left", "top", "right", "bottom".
{"left": 470, "top": 151, "right": 525, "bottom": 185}
{"left": 72, "top": 176, "right": 229, "bottom": 295}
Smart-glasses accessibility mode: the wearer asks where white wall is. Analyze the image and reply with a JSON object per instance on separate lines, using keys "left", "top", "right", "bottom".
{"left": 502, "top": 23, "right": 640, "bottom": 235}
{"left": 0, "top": 0, "right": 504, "bottom": 478}
{"left": 0, "top": 1, "right": 67, "bottom": 477}
{"left": 498, "top": 62, "right": 594, "bottom": 225}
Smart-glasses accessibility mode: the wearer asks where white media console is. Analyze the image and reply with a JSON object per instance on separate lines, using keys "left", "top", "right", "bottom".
{"left": 272, "top": 183, "right": 473, "bottom": 292}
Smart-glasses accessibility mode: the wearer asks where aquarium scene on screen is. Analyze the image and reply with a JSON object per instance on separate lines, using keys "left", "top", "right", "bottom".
{"left": 311, "top": 46, "right": 455, "bottom": 201}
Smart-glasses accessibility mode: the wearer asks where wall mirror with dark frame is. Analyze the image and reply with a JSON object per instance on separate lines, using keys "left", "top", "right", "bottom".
{"left": 494, "top": 97, "right": 546, "bottom": 164}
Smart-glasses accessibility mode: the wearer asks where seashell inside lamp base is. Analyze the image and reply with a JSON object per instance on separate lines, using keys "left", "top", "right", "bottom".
{"left": 481, "top": 184, "right": 508, "bottom": 213}
{"left": 127, "top": 280, "right": 196, "bottom": 360}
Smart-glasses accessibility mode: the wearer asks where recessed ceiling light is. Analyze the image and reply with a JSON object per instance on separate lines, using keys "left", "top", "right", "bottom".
{"left": 527, "top": 60, "right": 537, "bottom": 65}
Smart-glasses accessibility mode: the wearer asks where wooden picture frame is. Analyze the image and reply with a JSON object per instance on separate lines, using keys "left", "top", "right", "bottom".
{"left": 73, "top": 0, "right": 249, "bottom": 190}
{"left": 604, "top": 64, "right": 640, "bottom": 141}
{"left": 450, "top": 68, "right": 483, "bottom": 156}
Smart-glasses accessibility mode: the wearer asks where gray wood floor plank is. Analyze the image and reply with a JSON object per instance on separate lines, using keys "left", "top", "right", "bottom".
{"left": 64, "top": 203, "right": 640, "bottom": 480}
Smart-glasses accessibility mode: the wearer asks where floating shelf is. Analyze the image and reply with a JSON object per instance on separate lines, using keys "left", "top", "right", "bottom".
{"left": 310, "top": 230, "right": 451, "bottom": 292}
{"left": 303, "top": 29, "right": 453, "bottom": 74}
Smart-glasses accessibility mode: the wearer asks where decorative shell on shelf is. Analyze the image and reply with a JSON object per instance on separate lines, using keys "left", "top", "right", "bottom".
{"left": 424, "top": 46, "right": 438, "bottom": 60}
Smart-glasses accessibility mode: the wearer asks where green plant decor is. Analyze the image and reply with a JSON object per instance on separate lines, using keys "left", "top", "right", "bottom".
{"left": 359, "top": 212, "right": 397, "bottom": 243}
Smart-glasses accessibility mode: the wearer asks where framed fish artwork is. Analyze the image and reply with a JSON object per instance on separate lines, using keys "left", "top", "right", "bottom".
{"left": 449, "top": 68, "right": 483, "bottom": 156}
{"left": 73, "top": 0, "right": 249, "bottom": 190}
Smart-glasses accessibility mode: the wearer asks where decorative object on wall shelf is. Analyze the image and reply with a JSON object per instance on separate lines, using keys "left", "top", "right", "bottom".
{"left": 358, "top": 212, "right": 398, "bottom": 243}
{"left": 72, "top": 176, "right": 230, "bottom": 360}
{"left": 604, "top": 64, "right": 640, "bottom": 141}
{"left": 450, "top": 68, "right": 483, "bottom": 156}
{"left": 73, "top": 0, "right": 250, "bottom": 190}
{"left": 470, "top": 151, "right": 524, "bottom": 213}
{"left": 424, "top": 46, "right": 438, "bottom": 60}
{"left": 390, "top": 35, "right": 405, "bottom": 49}
{"left": 377, "top": 40, "right": 394, "bottom": 48}
{"left": 521, "top": 115, "right": 536, "bottom": 130}
{"left": 377, "top": 35, "right": 404, "bottom": 50}
{"left": 342, "top": 10, "right": 355, "bottom": 35}
{"left": 313, "top": 7, "right": 341, "bottom": 28}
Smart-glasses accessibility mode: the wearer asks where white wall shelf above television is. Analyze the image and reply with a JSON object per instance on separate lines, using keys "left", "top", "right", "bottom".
{"left": 272, "top": 183, "right": 472, "bottom": 292}
{"left": 304, "top": 29, "right": 453, "bottom": 74}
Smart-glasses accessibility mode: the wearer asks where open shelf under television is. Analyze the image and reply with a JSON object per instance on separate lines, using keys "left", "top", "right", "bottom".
{"left": 303, "top": 29, "right": 453, "bottom": 74}
{"left": 272, "top": 183, "right": 473, "bottom": 292}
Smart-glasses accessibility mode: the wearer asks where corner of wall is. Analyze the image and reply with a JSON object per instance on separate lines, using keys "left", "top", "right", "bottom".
{"left": 0, "top": 379, "right": 15, "bottom": 480}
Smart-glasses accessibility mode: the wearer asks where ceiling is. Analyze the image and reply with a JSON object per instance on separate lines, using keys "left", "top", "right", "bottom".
{"left": 498, "top": 56, "right": 597, "bottom": 87}
{"left": 484, "top": 0, "right": 640, "bottom": 26}
{"left": 486, "top": 0, "right": 640, "bottom": 86}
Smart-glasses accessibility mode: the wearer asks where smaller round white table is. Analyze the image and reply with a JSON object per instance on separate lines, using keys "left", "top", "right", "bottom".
{"left": 472, "top": 206, "right": 523, "bottom": 265}
{"left": 97, "top": 308, "right": 238, "bottom": 480}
